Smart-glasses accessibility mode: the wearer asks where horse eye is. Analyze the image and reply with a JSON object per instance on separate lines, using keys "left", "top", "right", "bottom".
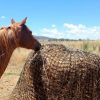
{"left": 7, "top": 26, "right": 11, "bottom": 29}
{"left": 20, "top": 25, "right": 25, "bottom": 29}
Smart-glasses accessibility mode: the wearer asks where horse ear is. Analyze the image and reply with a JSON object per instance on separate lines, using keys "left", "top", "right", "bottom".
{"left": 11, "top": 19, "right": 15, "bottom": 24}
{"left": 20, "top": 17, "right": 27, "bottom": 25}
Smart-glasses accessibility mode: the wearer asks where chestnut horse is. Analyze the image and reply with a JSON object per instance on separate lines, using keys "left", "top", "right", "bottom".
{"left": 0, "top": 17, "right": 41, "bottom": 78}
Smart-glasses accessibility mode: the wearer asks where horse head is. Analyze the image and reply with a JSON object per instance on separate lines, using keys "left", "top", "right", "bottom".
{"left": 9, "top": 17, "right": 41, "bottom": 51}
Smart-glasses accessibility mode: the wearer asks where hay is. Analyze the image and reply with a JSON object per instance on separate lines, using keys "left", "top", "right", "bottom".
{"left": 9, "top": 44, "right": 100, "bottom": 100}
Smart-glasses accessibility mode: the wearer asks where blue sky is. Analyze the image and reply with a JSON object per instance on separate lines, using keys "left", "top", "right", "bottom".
{"left": 0, "top": 0, "right": 100, "bottom": 39}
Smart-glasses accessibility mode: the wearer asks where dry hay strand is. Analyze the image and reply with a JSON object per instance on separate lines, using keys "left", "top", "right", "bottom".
{"left": 9, "top": 44, "right": 100, "bottom": 100}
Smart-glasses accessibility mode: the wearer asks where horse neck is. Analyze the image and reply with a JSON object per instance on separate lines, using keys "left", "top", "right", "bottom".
{"left": 0, "top": 46, "right": 15, "bottom": 78}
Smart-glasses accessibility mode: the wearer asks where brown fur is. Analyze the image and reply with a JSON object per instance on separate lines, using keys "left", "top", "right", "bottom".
{"left": 0, "top": 18, "right": 41, "bottom": 78}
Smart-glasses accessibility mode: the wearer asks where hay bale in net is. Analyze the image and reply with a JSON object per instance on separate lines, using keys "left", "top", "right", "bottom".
{"left": 9, "top": 44, "right": 100, "bottom": 100}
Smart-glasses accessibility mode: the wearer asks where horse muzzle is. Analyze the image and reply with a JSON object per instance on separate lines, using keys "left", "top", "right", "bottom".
{"left": 34, "top": 41, "right": 41, "bottom": 51}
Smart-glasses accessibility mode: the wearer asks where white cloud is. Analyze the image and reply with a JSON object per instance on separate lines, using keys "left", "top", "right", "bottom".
{"left": 0, "top": 16, "right": 6, "bottom": 19}
{"left": 41, "top": 28, "right": 63, "bottom": 38}
{"left": 64, "top": 23, "right": 87, "bottom": 34}
{"left": 64, "top": 23, "right": 100, "bottom": 39}
{"left": 40, "top": 23, "right": 100, "bottom": 40}
{"left": 64, "top": 23, "right": 100, "bottom": 34}
{"left": 64, "top": 23, "right": 86, "bottom": 29}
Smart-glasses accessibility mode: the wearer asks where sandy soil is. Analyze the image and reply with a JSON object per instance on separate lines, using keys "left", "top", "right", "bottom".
{"left": 0, "top": 64, "right": 23, "bottom": 100}
{"left": 0, "top": 48, "right": 30, "bottom": 100}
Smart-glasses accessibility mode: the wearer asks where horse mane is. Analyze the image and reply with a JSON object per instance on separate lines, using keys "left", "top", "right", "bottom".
{"left": 0, "top": 26, "right": 18, "bottom": 58}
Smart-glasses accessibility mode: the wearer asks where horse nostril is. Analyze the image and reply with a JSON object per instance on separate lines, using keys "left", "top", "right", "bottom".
{"left": 34, "top": 42, "right": 41, "bottom": 51}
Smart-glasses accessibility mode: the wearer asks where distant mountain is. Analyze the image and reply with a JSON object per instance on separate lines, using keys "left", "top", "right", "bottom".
{"left": 35, "top": 36, "right": 53, "bottom": 41}
{"left": 34, "top": 36, "right": 92, "bottom": 41}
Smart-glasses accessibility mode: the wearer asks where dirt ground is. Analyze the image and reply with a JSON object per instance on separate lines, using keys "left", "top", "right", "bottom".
{"left": 0, "top": 64, "right": 25, "bottom": 100}
{"left": 0, "top": 48, "right": 31, "bottom": 100}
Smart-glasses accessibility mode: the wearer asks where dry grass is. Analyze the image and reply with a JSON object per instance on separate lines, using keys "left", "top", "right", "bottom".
{"left": 0, "top": 40, "right": 100, "bottom": 100}
{"left": 41, "top": 40, "right": 100, "bottom": 55}
{"left": 0, "top": 48, "right": 32, "bottom": 100}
